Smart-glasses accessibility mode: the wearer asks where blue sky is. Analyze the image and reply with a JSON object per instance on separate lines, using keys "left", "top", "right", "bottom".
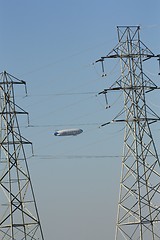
{"left": 1, "top": 1, "right": 160, "bottom": 239}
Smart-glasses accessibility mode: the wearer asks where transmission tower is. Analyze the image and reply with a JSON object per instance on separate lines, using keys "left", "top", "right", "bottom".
{"left": 96, "top": 26, "right": 160, "bottom": 239}
{"left": 0, "top": 71, "right": 44, "bottom": 239}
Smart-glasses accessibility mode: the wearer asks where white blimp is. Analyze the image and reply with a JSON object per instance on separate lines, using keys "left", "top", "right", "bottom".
{"left": 54, "top": 128, "right": 83, "bottom": 136}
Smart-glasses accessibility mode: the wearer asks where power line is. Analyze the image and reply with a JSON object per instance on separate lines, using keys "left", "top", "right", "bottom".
{"left": 31, "top": 154, "right": 122, "bottom": 159}
{"left": 25, "top": 123, "right": 102, "bottom": 128}
{"left": 30, "top": 154, "right": 160, "bottom": 160}
{"left": 26, "top": 91, "right": 97, "bottom": 97}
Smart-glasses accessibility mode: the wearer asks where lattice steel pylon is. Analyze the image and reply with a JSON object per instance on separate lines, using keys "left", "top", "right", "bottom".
{"left": 96, "top": 26, "right": 160, "bottom": 239}
{"left": 0, "top": 71, "right": 44, "bottom": 239}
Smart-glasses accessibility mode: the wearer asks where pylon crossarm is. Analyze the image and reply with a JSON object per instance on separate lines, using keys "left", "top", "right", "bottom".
{"left": 0, "top": 71, "right": 26, "bottom": 85}
{"left": 99, "top": 86, "right": 158, "bottom": 94}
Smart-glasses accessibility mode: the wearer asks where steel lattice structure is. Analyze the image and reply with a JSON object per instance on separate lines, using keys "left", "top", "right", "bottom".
{"left": 96, "top": 26, "right": 160, "bottom": 239}
{"left": 0, "top": 71, "right": 44, "bottom": 239}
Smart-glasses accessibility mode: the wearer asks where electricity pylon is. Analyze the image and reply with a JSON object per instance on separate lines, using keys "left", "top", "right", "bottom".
{"left": 0, "top": 71, "right": 44, "bottom": 239}
{"left": 96, "top": 26, "right": 160, "bottom": 239}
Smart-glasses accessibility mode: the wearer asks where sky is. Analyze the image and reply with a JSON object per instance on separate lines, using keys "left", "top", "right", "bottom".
{"left": 1, "top": 0, "right": 160, "bottom": 239}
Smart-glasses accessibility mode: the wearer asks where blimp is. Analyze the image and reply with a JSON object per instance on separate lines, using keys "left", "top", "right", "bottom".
{"left": 54, "top": 128, "right": 83, "bottom": 136}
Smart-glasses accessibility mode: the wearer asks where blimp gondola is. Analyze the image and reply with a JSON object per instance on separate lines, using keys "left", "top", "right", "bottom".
{"left": 54, "top": 128, "right": 83, "bottom": 136}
